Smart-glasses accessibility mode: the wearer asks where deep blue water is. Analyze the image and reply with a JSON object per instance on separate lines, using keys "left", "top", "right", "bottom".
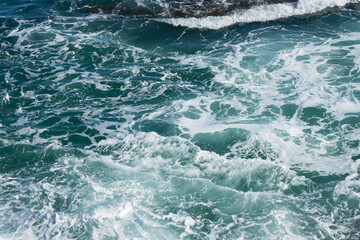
{"left": 1, "top": 0, "right": 360, "bottom": 239}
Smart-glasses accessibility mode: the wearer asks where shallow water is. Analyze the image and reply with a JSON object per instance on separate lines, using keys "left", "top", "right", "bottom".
{"left": 1, "top": 0, "right": 360, "bottom": 239}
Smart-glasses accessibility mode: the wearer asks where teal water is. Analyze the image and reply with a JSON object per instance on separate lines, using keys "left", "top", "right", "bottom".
{"left": 1, "top": 0, "right": 360, "bottom": 239}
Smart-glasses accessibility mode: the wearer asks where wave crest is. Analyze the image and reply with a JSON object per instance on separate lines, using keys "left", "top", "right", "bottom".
{"left": 159, "top": 0, "right": 360, "bottom": 29}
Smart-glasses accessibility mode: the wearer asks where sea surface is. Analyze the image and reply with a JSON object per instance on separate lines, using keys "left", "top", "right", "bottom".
{"left": 1, "top": 0, "right": 360, "bottom": 239}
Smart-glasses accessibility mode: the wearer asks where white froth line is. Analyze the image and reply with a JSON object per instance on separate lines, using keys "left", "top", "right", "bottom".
{"left": 158, "top": 0, "right": 360, "bottom": 29}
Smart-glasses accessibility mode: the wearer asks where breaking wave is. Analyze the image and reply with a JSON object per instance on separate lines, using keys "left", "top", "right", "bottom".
{"left": 160, "top": 0, "right": 360, "bottom": 29}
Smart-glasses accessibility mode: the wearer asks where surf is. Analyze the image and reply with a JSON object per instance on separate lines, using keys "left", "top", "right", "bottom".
{"left": 85, "top": 0, "right": 360, "bottom": 29}
{"left": 86, "top": 0, "right": 299, "bottom": 17}
{"left": 160, "top": 0, "right": 360, "bottom": 29}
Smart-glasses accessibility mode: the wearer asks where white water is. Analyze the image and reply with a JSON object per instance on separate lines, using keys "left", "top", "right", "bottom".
{"left": 1, "top": 4, "right": 360, "bottom": 238}
{"left": 160, "top": 0, "right": 360, "bottom": 29}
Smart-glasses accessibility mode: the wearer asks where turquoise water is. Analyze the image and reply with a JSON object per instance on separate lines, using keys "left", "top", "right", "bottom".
{"left": 1, "top": 0, "right": 360, "bottom": 239}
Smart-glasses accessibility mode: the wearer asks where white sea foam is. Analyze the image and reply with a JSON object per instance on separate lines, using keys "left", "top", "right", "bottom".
{"left": 160, "top": 0, "right": 360, "bottom": 29}
{"left": 139, "top": 26, "right": 360, "bottom": 176}
{"left": 1, "top": 5, "right": 359, "bottom": 239}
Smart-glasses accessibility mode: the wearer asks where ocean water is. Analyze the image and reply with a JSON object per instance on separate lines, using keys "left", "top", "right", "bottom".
{"left": 0, "top": 0, "right": 360, "bottom": 239}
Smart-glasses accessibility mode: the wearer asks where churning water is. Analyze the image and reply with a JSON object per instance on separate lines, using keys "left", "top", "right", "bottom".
{"left": 1, "top": 0, "right": 360, "bottom": 239}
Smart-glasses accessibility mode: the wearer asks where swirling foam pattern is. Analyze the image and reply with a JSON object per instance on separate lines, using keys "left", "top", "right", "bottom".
{"left": 0, "top": 0, "right": 360, "bottom": 239}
